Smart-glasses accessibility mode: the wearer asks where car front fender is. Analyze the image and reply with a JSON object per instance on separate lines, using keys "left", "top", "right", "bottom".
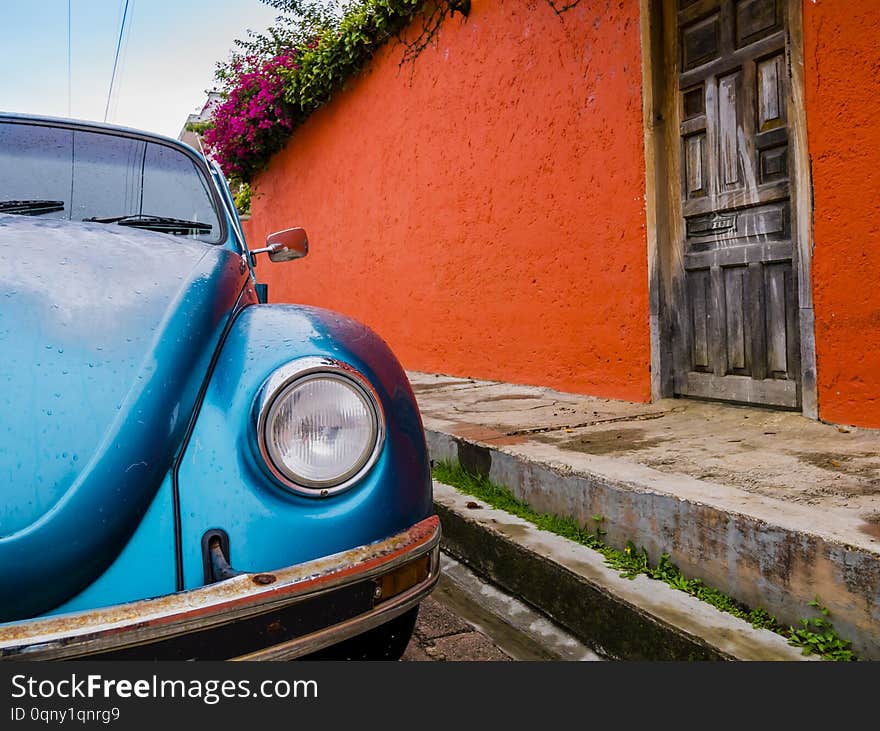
{"left": 176, "top": 303, "right": 433, "bottom": 590}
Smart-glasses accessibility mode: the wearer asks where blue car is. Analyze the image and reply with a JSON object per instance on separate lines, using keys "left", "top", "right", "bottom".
{"left": 0, "top": 113, "right": 439, "bottom": 660}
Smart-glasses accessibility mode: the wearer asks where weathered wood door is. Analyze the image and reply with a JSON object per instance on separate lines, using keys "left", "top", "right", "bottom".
{"left": 671, "top": 0, "right": 800, "bottom": 408}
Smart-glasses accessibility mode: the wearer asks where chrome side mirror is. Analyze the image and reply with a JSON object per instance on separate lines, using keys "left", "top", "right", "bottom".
{"left": 249, "top": 227, "right": 308, "bottom": 265}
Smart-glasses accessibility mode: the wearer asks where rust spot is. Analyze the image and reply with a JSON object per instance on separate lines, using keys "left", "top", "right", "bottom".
{"left": 0, "top": 516, "right": 440, "bottom": 658}
{"left": 466, "top": 501, "right": 481, "bottom": 509}
{"left": 265, "top": 620, "right": 284, "bottom": 634}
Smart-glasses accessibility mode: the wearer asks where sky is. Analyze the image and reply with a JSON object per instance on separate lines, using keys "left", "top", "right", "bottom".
{"left": 0, "top": 0, "right": 282, "bottom": 139}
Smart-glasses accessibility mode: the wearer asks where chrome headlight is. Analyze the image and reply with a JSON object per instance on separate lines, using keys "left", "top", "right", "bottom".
{"left": 255, "top": 357, "right": 385, "bottom": 497}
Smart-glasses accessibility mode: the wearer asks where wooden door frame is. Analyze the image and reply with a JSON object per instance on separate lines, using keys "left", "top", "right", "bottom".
{"left": 639, "top": 0, "right": 817, "bottom": 417}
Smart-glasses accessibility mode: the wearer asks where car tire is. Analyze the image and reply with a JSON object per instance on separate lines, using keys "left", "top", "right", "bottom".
{"left": 303, "top": 606, "right": 420, "bottom": 661}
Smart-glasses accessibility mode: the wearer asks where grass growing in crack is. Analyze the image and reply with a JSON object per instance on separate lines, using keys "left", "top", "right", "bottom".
{"left": 432, "top": 459, "right": 858, "bottom": 661}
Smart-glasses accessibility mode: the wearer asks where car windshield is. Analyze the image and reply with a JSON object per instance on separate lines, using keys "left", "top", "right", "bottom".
{"left": 0, "top": 121, "right": 223, "bottom": 244}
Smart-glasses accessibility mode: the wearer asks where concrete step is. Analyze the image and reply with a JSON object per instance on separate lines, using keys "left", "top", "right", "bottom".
{"left": 410, "top": 371, "right": 880, "bottom": 660}
{"left": 433, "top": 480, "right": 811, "bottom": 661}
{"left": 433, "top": 552, "right": 602, "bottom": 661}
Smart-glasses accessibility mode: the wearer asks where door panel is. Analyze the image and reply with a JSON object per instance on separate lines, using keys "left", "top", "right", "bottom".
{"left": 672, "top": 0, "right": 800, "bottom": 408}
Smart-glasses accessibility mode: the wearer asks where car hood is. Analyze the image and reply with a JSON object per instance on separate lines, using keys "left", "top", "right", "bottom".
{"left": 0, "top": 215, "right": 246, "bottom": 620}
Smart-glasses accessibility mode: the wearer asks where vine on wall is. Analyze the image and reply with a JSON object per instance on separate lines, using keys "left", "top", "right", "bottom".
{"left": 546, "top": 0, "right": 582, "bottom": 15}
{"left": 203, "top": 0, "right": 579, "bottom": 195}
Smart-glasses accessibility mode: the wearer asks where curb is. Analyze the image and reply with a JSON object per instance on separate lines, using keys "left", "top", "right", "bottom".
{"left": 434, "top": 553, "right": 602, "bottom": 661}
{"left": 424, "top": 425, "right": 877, "bottom": 659}
{"left": 433, "top": 480, "right": 813, "bottom": 661}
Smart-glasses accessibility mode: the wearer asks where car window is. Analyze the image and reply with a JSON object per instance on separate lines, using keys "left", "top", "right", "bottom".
{"left": 142, "top": 143, "right": 220, "bottom": 234}
{"left": 0, "top": 121, "right": 223, "bottom": 244}
{"left": 70, "top": 132, "right": 147, "bottom": 222}
{"left": 0, "top": 124, "right": 72, "bottom": 210}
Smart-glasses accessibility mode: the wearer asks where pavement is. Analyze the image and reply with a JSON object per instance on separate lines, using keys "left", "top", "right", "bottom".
{"left": 403, "top": 553, "right": 601, "bottom": 661}
{"left": 407, "top": 371, "right": 880, "bottom": 660}
{"left": 403, "top": 594, "right": 513, "bottom": 662}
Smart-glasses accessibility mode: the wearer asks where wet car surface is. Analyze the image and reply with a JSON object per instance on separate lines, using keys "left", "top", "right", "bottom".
{"left": 0, "top": 113, "right": 439, "bottom": 660}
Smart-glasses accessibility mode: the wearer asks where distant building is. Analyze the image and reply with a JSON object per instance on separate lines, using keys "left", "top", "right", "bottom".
{"left": 177, "top": 91, "right": 222, "bottom": 153}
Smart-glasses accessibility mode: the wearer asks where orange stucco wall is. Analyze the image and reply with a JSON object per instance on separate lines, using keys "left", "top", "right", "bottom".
{"left": 803, "top": 1, "right": 880, "bottom": 428}
{"left": 244, "top": 0, "right": 651, "bottom": 401}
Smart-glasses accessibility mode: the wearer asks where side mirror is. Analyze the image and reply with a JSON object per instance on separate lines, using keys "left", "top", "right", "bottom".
{"left": 249, "top": 227, "right": 308, "bottom": 265}
{"left": 267, "top": 227, "right": 308, "bottom": 262}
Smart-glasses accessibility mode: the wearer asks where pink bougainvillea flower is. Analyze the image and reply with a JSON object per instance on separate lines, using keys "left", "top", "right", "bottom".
{"left": 202, "top": 51, "right": 300, "bottom": 182}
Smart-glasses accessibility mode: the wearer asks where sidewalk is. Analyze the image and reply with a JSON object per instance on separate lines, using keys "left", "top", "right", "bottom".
{"left": 408, "top": 371, "right": 880, "bottom": 660}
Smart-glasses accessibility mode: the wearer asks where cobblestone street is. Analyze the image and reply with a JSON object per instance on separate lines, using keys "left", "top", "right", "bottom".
{"left": 402, "top": 595, "right": 512, "bottom": 662}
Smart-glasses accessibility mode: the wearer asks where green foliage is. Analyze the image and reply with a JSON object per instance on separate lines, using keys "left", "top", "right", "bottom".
{"left": 208, "top": 0, "right": 581, "bottom": 182}
{"left": 233, "top": 181, "right": 252, "bottom": 216}
{"left": 787, "top": 598, "right": 857, "bottom": 661}
{"left": 432, "top": 460, "right": 859, "bottom": 661}
{"left": 209, "top": 0, "right": 436, "bottom": 183}
{"left": 185, "top": 120, "right": 212, "bottom": 135}
{"left": 279, "top": 0, "right": 425, "bottom": 114}
{"left": 224, "top": 1, "right": 351, "bottom": 63}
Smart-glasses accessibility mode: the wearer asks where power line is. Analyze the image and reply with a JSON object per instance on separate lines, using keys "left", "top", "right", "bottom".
{"left": 104, "top": 0, "right": 130, "bottom": 122}
{"left": 108, "top": 0, "right": 136, "bottom": 124}
{"left": 67, "top": 0, "right": 71, "bottom": 117}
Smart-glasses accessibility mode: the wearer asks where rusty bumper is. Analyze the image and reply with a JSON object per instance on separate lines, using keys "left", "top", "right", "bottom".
{"left": 0, "top": 515, "right": 441, "bottom": 661}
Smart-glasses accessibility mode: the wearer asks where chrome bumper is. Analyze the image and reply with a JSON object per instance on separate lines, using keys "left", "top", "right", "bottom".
{"left": 0, "top": 515, "right": 441, "bottom": 661}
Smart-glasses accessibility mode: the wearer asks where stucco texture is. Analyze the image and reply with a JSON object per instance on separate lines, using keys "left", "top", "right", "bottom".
{"left": 803, "top": 0, "right": 880, "bottom": 428}
{"left": 245, "top": 0, "right": 651, "bottom": 402}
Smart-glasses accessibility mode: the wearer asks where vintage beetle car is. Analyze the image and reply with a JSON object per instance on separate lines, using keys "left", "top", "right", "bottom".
{"left": 0, "top": 113, "right": 439, "bottom": 660}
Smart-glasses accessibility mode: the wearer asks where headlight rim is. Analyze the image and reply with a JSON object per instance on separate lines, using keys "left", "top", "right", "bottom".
{"left": 255, "top": 356, "right": 385, "bottom": 498}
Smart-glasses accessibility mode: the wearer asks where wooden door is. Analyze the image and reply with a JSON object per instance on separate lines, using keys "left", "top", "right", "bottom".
{"left": 671, "top": 0, "right": 800, "bottom": 408}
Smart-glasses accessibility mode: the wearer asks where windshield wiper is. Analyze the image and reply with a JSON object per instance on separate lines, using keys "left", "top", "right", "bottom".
{"left": 84, "top": 214, "right": 212, "bottom": 234}
{"left": 0, "top": 199, "right": 65, "bottom": 215}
